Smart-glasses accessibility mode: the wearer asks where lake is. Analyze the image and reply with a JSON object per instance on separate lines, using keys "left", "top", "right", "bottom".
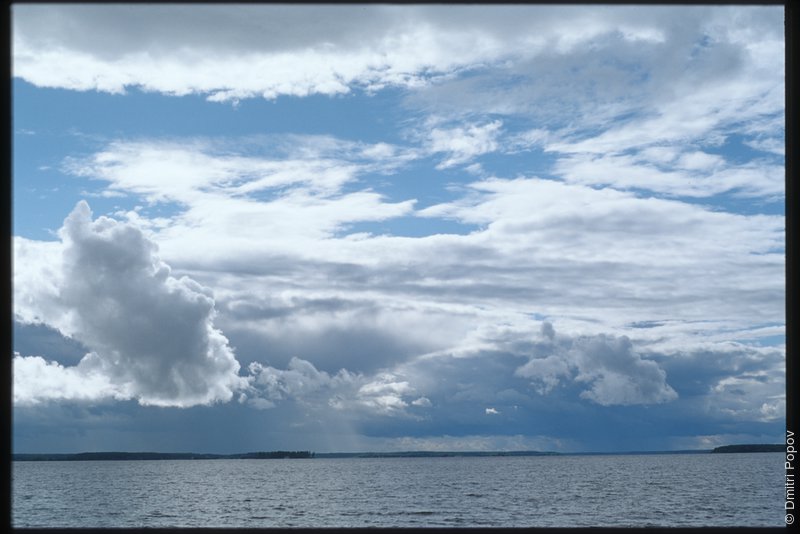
{"left": 12, "top": 452, "right": 785, "bottom": 527}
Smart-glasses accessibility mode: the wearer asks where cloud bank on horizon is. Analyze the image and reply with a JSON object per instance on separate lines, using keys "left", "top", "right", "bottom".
{"left": 12, "top": 4, "right": 784, "bottom": 453}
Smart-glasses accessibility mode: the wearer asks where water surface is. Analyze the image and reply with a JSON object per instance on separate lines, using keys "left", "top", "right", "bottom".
{"left": 12, "top": 452, "right": 785, "bottom": 527}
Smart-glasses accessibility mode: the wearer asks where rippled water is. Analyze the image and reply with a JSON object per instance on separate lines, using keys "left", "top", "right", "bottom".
{"left": 12, "top": 453, "right": 785, "bottom": 527}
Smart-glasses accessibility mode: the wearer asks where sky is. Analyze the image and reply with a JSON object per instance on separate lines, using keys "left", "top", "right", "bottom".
{"left": 11, "top": 4, "right": 785, "bottom": 454}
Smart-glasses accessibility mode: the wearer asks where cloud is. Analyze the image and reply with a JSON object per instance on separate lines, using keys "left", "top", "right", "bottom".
{"left": 571, "top": 336, "right": 678, "bottom": 406}
{"left": 653, "top": 342, "right": 785, "bottom": 423}
{"left": 247, "top": 357, "right": 349, "bottom": 403}
{"left": 16, "top": 4, "right": 778, "bottom": 106}
{"left": 52, "top": 141, "right": 783, "bottom": 403}
{"left": 11, "top": 5, "right": 784, "bottom": 452}
{"left": 510, "top": 323, "right": 678, "bottom": 406}
{"left": 412, "top": 397, "right": 432, "bottom": 407}
{"left": 416, "top": 175, "right": 783, "bottom": 331}
{"left": 427, "top": 120, "right": 503, "bottom": 169}
{"left": 12, "top": 323, "right": 90, "bottom": 367}
{"left": 13, "top": 201, "right": 247, "bottom": 407}
{"left": 13, "top": 237, "right": 64, "bottom": 326}
{"left": 12, "top": 193, "right": 783, "bottom": 443}
{"left": 64, "top": 136, "right": 417, "bottom": 204}
{"left": 63, "top": 138, "right": 418, "bottom": 256}
{"left": 551, "top": 151, "right": 784, "bottom": 198}
{"left": 709, "top": 373, "right": 784, "bottom": 422}
{"left": 398, "top": 6, "right": 783, "bottom": 201}
{"left": 246, "top": 357, "right": 424, "bottom": 418}
{"left": 47, "top": 142, "right": 784, "bottom": 411}
{"left": 11, "top": 5, "right": 544, "bottom": 100}
{"left": 378, "top": 319, "right": 781, "bottom": 443}
{"left": 13, "top": 353, "right": 124, "bottom": 405}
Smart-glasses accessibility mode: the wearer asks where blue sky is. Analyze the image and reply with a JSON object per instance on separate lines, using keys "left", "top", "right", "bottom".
{"left": 12, "top": 4, "right": 785, "bottom": 453}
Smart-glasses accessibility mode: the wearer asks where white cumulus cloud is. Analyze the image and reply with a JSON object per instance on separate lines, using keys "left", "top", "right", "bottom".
{"left": 13, "top": 201, "right": 247, "bottom": 407}
{"left": 515, "top": 323, "right": 678, "bottom": 406}
{"left": 247, "top": 357, "right": 423, "bottom": 418}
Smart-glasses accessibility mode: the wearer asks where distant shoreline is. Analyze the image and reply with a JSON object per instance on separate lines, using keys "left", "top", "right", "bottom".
{"left": 710, "top": 444, "right": 785, "bottom": 453}
{"left": 12, "top": 444, "right": 784, "bottom": 461}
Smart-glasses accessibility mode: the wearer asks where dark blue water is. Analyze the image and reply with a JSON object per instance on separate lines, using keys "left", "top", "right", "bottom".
{"left": 12, "top": 453, "right": 785, "bottom": 527}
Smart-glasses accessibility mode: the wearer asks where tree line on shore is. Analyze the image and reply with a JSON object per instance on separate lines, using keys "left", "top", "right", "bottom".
{"left": 13, "top": 444, "right": 784, "bottom": 461}
{"left": 13, "top": 451, "right": 314, "bottom": 461}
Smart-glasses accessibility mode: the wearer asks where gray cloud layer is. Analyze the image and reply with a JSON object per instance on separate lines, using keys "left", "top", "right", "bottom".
{"left": 15, "top": 4, "right": 779, "bottom": 106}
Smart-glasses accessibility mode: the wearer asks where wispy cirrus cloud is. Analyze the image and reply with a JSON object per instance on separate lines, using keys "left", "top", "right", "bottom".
{"left": 427, "top": 120, "right": 503, "bottom": 169}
